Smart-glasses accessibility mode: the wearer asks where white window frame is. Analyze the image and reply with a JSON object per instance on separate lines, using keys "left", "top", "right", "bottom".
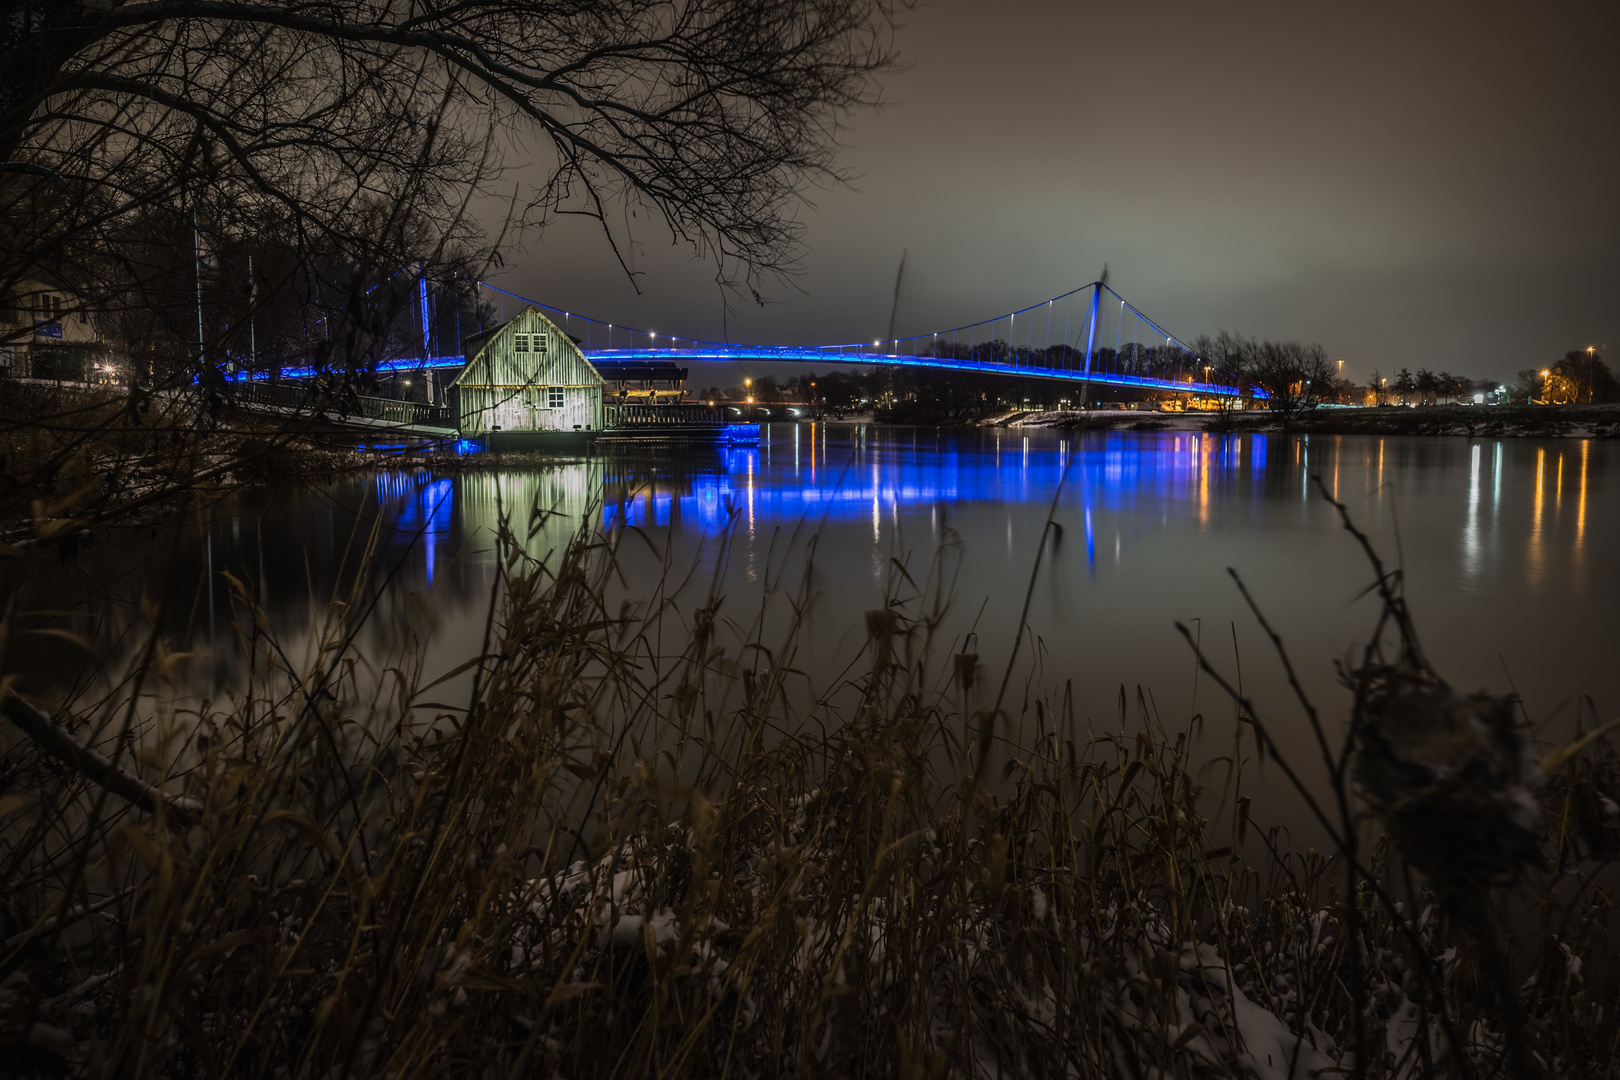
{"left": 513, "top": 333, "right": 530, "bottom": 353}
{"left": 547, "top": 386, "right": 565, "bottom": 409}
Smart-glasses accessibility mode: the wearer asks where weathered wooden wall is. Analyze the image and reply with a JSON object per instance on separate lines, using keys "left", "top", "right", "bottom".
{"left": 453, "top": 307, "right": 602, "bottom": 434}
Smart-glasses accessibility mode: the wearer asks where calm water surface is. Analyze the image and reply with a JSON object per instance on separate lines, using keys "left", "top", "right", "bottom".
{"left": 22, "top": 424, "right": 1618, "bottom": 782}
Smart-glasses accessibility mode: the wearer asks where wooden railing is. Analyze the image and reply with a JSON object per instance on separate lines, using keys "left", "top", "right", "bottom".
{"left": 603, "top": 402, "right": 725, "bottom": 429}
{"left": 226, "top": 381, "right": 455, "bottom": 430}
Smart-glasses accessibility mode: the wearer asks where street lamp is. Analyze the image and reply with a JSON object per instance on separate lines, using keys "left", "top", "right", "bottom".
{"left": 1588, "top": 346, "right": 1596, "bottom": 404}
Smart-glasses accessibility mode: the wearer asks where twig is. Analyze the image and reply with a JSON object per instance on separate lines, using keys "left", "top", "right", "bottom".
{"left": 3, "top": 889, "right": 134, "bottom": 954}
{"left": 2, "top": 695, "right": 200, "bottom": 827}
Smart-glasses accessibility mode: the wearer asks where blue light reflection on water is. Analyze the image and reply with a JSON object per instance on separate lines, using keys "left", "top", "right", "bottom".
{"left": 596, "top": 429, "right": 1268, "bottom": 574}
{"left": 378, "top": 474, "right": 454, "bottom": 586}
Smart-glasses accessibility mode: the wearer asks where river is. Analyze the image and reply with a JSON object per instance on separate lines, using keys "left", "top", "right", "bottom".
{"left": 14, "top": 424, "right": 1616, "bottom": 822}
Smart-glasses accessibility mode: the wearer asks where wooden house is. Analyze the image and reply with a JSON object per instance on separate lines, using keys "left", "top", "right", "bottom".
{"left": 449, "top": 304, "right": 737, "bottom": 446}
{"left": 452, "top": 307, "right": 603, "bottom": 436}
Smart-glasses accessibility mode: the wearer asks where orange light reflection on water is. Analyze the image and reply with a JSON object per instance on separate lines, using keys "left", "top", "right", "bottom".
{"left": 1528, "top": 448, "right": 1545, "bottom": 586}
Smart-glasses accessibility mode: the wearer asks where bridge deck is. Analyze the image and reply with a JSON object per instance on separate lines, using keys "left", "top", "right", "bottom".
{"left": 581, "top": 348, "right": 1245, "bottom": 397}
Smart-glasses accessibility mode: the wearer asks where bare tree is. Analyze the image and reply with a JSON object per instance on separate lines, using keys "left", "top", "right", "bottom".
{"left": 3, "top": 0, "right": 897, "bottom": 303}
{"left": 0, "top": 0, "right": 899, "bottom": 536}
{"left": 1200, "top": 330, "right": 1333, "bottom": 418}
{"left": 1242, "top": 339, "right": 1334, "bottom": 417}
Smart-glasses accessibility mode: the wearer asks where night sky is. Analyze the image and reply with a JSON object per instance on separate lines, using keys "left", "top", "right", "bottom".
{"left": 494, "top": 0, "right": 1619, "bottom": 386}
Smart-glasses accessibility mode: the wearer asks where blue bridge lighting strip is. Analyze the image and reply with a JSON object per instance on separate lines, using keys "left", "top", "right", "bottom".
{"left": 475, "top": 281, "right": 1263, "bottom": 399}
{"left": 580, "top": 346, "right": 1250, "bottom": 398}
{"left": 225, "top": 354, "right": 469, "bottom": 381}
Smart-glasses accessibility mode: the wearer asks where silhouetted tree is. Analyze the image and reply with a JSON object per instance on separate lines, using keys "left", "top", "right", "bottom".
{"left": 0, "top": 0, "right": 900, "bottom": 535}
{"left": 1199, "top": 330, "right": 1332, "bottom": 418}
{"left": 1544, "top": 350, "right": 1619, "bottom": 404}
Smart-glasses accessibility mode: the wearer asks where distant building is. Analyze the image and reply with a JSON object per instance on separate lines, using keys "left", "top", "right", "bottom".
{"left": 0, "top": 276, "right": 102, "bottom": 379}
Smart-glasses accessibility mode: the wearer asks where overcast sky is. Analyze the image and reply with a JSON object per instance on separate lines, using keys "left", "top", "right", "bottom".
{"left": 491, "top": 0, "right": 1618, "bottom": 385}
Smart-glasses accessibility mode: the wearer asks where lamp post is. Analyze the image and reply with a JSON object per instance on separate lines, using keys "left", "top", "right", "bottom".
{"left": 1588, "top": 346, "right": 1596, "bottom": 404}
{"left": 1540, "top": 369, "right": 1551, "bottom": 405}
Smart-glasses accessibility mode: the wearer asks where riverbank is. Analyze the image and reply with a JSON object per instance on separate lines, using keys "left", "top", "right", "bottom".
{"left": 0, "top": 378, "right": 573, "bottom": 543}
{"left": 992, "top": 402, "right": 1620, "bottom": 438}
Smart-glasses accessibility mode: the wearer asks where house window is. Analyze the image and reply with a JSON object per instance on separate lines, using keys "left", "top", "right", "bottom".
{"left": 533, "top": 333, "right": 548, "bottom": 355}
{"left": 513, "top": 334, "right": 529, "bottom": 353}
{"left": 547, "top": 387, "right": 565, "bottom": 409}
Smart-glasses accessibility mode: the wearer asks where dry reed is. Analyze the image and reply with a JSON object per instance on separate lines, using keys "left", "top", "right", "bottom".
{"left": 0, "top": 482, "right": 1616, "bottom": 1079}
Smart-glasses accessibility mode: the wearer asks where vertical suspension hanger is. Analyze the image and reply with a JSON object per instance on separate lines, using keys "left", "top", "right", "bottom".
{"left": 1063, "top": 295, "right": 1073, "bottom": 371}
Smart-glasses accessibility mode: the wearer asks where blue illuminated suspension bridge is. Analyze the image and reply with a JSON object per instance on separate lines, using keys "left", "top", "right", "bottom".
{"left": 362, "top": 279, "right": 1252, "bottom": 399}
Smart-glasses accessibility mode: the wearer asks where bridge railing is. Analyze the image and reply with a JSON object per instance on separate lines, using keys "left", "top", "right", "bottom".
{"left": 603, "top": 402, "right": 725, "bottom": 429}
{"left": 225, "top": 381, "right": 455, "bottom": 430}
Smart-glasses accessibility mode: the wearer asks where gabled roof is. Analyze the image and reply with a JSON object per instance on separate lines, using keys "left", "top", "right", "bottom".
{"left": 452, "top": 305, "right": 600, "bottom": 388}
{"left": 459, "top": 323, "right": 502, "bottom": 361}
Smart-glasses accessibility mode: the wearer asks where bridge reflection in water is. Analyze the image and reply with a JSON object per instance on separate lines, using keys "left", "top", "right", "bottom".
{"left": 373, "top": 426, "right": 1601, "bottom": 615}
{"left": 596, "top": 428, "right": 1270, "bottom": 566}
{"left": 382, "top": 427, "right": 1288, "bottom": 579}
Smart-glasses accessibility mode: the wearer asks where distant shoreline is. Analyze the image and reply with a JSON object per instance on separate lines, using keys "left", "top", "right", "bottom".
{"left": 974, "top": 402, "right": 1620, "bottom": 438}
{"left": 796, "top": 403, "right": 1619, "bottom": 437}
